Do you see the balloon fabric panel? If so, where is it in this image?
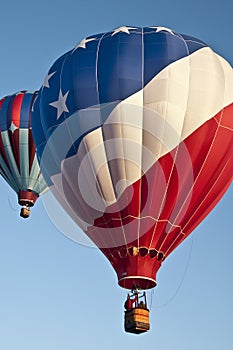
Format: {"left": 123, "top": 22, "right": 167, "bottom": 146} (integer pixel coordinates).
{"left": 32, "top": 26, "right": 233, "bottom": 289}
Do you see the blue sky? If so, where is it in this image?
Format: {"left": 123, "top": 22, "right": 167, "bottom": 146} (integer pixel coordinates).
{"left": 0, "top": 1, "right": 232, "bottom": 349}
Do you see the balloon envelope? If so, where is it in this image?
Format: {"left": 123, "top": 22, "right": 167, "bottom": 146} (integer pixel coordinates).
{"left": 0, "top": 91, "right": 48, "bottom": 216}
{"left": 32, "top": 26, "right": 233, "bottom": 289}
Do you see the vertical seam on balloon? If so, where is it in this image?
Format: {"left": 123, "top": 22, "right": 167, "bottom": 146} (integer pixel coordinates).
{"left": 147, "top": 61, "right": 170, "bottom": 249}
{"left": 12, "top": 93, "right": 24, "bottom": 174}
{"left": 148, "top": 33, "right": 191, "bottom": 251}
{"left": 94, "top": 32, "right": 128, "bottom": 251}
{"left": 116, "top": 33, "right": 133, "bottom": 252}
{"left": 28, "top": 92, "right": 37, "bottom": 172}
{"left": 101, "top": 32, "right": 128, "bottom": 251}
{"left": 19, "top": 128, "right": 30, "bottom": 190}
{"left": 138, "top": 27, "right": 144, "bottom": 250}
{"left": 107, "top": 125, "right": 129, "bottom": 250}
{"left": 35, "top": 91, "right": 47, "bottom": 154}
{"left": 148, "top": 42, "right": 173, "bottom": 249}
{"left": 97, "top": 33, "right": 124, "bottom": 249}
{"left": 19, "top": 92, "right": 29, "bottom": 190}
{"left": 95, "top": 32, "right": 105, "bottom": 109}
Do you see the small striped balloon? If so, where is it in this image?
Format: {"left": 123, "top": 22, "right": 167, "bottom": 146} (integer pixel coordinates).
{"left": 0, "top": 91, "right": 48, "bottom": 218}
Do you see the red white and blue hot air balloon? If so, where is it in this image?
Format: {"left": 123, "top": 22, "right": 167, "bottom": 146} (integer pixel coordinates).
{"left": 32, "top": 26, "right": 233, "bottom": 333}
{"left": 0, "top": 91, "right": 48, "bottom": 218}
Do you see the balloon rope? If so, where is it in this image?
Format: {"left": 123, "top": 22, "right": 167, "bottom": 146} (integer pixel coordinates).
{"left": 150, "top": 235, "right": 194, "bottom": 309}
{"left": 8, "top": 195, "right": 18, "bottom": 212}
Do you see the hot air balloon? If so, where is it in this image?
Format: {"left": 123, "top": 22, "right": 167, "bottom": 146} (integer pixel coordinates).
{"left": 32, "top": 26, "right": 233, "bottom": 333}
{"left": 0, "top": 91, "right": 48, "bottom": 218}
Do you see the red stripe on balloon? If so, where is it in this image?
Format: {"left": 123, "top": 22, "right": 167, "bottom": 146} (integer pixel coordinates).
{"left": 84, "top": 103, "right": 233, "bottom": 289}
{"left": 11, "top": 92, "right": 24, "bottom": 128}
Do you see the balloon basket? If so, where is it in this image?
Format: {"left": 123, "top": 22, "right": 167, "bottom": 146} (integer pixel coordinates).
{"left": 124, "top": 307, "right": 150, "bottom": 334}
{"left": 20, "top": 207, "right": 30, "bottom": 219}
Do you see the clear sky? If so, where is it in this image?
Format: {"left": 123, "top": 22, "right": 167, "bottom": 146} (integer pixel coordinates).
{"left": 0, "top": 1, "right": 232, "bottom": 349}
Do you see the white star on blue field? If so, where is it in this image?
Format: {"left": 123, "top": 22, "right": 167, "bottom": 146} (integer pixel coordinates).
{"left": 49, "top": 89, "right": 69, "bottom": 119}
